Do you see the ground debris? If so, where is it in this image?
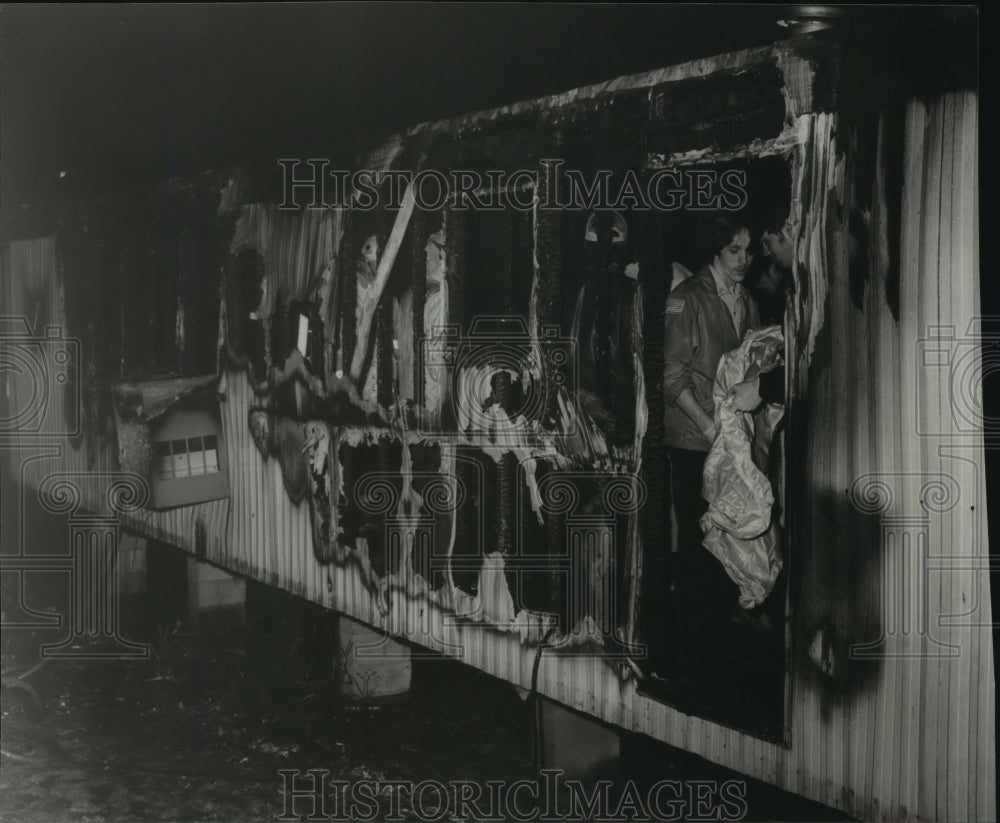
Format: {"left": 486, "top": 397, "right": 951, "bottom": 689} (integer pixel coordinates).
{"left": 1, "top": 609, "right": 533, "bottom": 822}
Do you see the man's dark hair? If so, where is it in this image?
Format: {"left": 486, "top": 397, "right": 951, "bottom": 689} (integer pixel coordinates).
{"left": 697, "top": 212, "right": 753, "bottom": 268}
{"left": 760, "top": 203, "right": 791, "bottom": 237}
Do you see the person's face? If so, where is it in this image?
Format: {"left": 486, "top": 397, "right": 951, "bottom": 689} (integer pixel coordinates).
{"left": 713, "top": 228, "right": 752, "bottom": 285}
{"left": 762, "top": 222, "right": 795, "bottom": 269}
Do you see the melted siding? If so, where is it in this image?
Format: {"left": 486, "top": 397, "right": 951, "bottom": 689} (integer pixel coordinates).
{"left": 3, "top": 90, "right": 991, "bottom": 823}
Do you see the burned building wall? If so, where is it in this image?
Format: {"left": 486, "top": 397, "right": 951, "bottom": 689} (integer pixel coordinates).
{"left": 3, "top": 31, "right": 991, "bottom": 823}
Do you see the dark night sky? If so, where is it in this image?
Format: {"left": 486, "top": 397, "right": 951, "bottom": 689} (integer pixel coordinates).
{"left": 0, "top": 4, "right": 979, "bottom": 213}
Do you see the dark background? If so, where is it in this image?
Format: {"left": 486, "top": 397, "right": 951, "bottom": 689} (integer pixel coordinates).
{"left": 0, "top": 5, "right": 993, "bottom": 815}
{"left": 1, "top": 0, "right": 993, "bottom": 728}
{"left": 0, "top": 4, "right": 979, "bottom": 212}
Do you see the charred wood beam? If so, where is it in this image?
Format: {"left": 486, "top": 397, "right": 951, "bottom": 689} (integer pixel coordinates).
{"left": 374, "top": 438, "right": 395, "bottom": 580}
{"left": 510, "top": 209, "right": 534, "bottom": 328}
{"left": 637, "top": 204, "right": 667, "bottom": 648}
{"left": 593, "top": 209, "right": 613, "bottom": 402}
{"left": 646, "top": 125, "right": 799, "bottom": 169}
{"left": 410, "top": 205, "right": 429, "bottom": 405}
{"left": 375, "top": 304, "right": 393, "bottom": 408}
{"left": 405, "top": 45, "right": 780, "bottom": 144}
{"left": 543, "top": 474, "right": 568, "bottom": 633}
{"left": 442, "top": 202, "right": 476, "bottom": 592}
{"left": 494, "top": 211, "right": 517, "bottom": 559}
{"left": 647, "top": 65, "right": 787, "bottom": 157}
{"left": 350, "top": 182, "right": 416, "bottom": 389}
{"left": 443, "top": 207, "right": 466, "bottom": 433}
{"left": 534, "top": 146, "right": 563, "bottom": 431}
{"left": 535, "top": 146, "right": 567, "bottom": 621}
{"left": 337, "top": 213, "right": 357, "bottom": 377}
{"left": 444, "top": 208, "right": 466, "bottom": 330}
{"left": 375, "top": 202, "right": 394, "bottom": 409}
{"left": 452, "top": 447, "right": 482, "bottom": 594}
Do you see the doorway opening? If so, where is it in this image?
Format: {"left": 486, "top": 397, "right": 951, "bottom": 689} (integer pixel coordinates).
{"left": 636, "top": 155, "right": 794, "bottom": 743}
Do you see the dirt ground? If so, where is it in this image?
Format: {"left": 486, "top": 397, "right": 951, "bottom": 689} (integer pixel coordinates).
{"left": 1, "top": 572, "right": 538, "bottom": 822}
{"left": 1, "top": 561, "right": 850, "bottom": 823}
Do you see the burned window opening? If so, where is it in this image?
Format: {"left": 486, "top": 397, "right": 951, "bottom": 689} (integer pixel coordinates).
{"left": 407, "top": 442, "right": 450, "bottom": 592}
{"left": 223, "top": 248, "right": 268, "bottom": 384}
{"left": 451, "top": 447, "right": 494, "bottom": 595}
{"left": 567, "top": 206, "right": 643, "bottom": 450}
{"left": 512, "top": 458, "right": 563, "bottom": 619}
{"left": 635, "top": 155, "right": 793, "bottom": 743}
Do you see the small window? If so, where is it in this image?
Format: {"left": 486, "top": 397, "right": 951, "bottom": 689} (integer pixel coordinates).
{"left": 148, "top": 399, "right": 230, "bottom": 510}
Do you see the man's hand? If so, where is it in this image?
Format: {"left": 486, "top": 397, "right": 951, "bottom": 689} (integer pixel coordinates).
{"left": 676, "top": 388, "right": 717, "bottom": 444}
{"left": 729, "top": 377, "right": 762, "bottom": 412}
